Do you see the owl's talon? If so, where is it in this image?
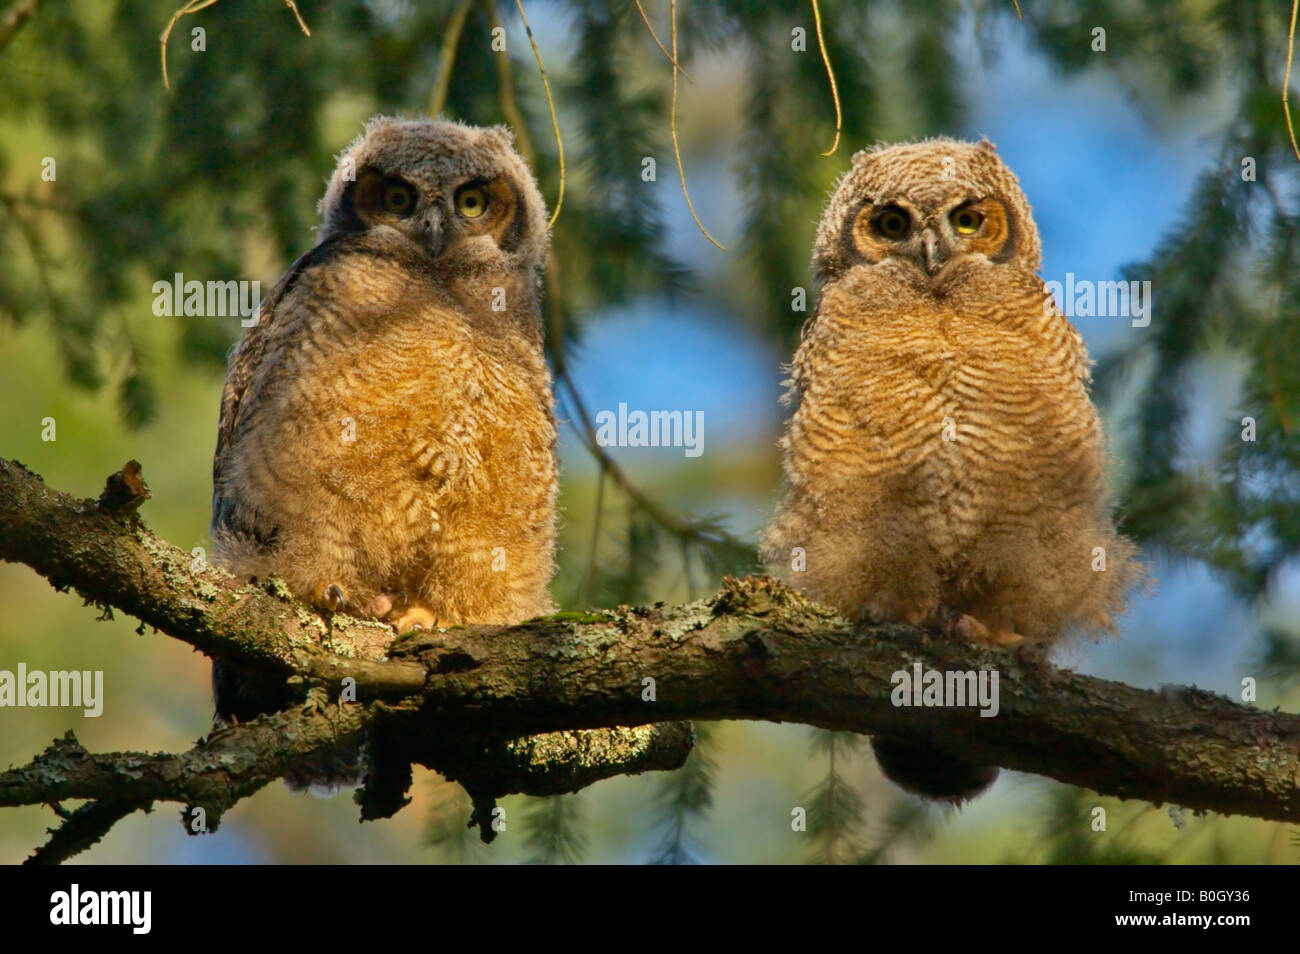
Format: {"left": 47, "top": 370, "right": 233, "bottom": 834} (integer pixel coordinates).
{"left": 321, "top": 583, "right": 348, "bottom": 613}
{"left": 303, "top": 684, "right": 331, "bottom": 714}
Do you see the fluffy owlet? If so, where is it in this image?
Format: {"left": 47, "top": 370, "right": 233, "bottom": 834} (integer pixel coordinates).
{"left": 761, "top": 138, "right": 1143, "bottom": 801}
{"left": 210, "top": 118, "right": 557, "bottom": 775}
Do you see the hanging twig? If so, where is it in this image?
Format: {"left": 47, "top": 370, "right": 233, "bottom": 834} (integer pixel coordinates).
{"left": 487, "top": 0, "right": 529, "bottom": 143}
{"left": 282, "top": 0, "right": 309, "bottom": 35}
{"left": 633, "top": 0, "right": 690, "bottom": 79}
{"left": 487, "top": 0, "right": 565, "bottom": 227}
{"left": 670, "top": 0, "right": 725, "bottom": 249}
{"left": 160, "top": 0, "right": 218, "bottom": 90}
{"left": 160, "top": 0, "right": 309, "bottom": 89}
{"left": 1286, "top": 0, "right": 1300, "bottom": 161}
{"left": 810, "top": 0, "right": 841, "bottom": 157}
{"left": 511, "top": 0, "right": 565, "bottom": 226}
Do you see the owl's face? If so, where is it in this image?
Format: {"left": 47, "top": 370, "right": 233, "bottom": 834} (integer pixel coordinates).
{"left": 813, "top": 138, "right": 1042, "bottom": 286}
{"left": 318, "top": 117, "right": 548, "bottom": 275}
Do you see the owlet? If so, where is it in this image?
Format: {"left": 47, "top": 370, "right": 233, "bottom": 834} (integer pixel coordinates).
{"left": 210, "top": 118, "right": 557, "bottom": 781}
{"left": 762, "top": 138, "right": 1143, "bottom": 802}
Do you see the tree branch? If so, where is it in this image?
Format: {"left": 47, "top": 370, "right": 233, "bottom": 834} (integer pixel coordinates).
{"left": 376, "top": 584, "right": 1300, "bottom": 822}
{"left": 27, "top": 798, "right": 142, "bottom": 867}
{"left": 2, "top": 456, "right": 1299, "bottom": 866}
{"left": 3, "top": 703, "right": 369, "bottom": 827}
{"left": 0, "top": 457, "right": 420, "bottom": 691}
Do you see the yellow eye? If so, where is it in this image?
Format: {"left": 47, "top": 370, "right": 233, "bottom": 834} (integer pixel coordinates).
{"left": 875, "top": 207, "right": 910, "bottom": 240}
{"left": 951, "top": 207, "right": 984, "bottom": 234}
{"left": 456, "top": 187, "right": 488, "bottom": 219}
{"left": 382, "top": 183, "right": 415, "bottom": 215}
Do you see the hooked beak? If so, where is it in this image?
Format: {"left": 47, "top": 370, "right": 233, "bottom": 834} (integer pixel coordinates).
{"left": 421, "top": 207, "right": 444, "bottom": 258}
{"left": 920, "top": 226, "right": 949, "bottom": 275}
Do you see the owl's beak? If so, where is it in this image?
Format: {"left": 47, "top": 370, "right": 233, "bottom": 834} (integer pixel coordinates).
{"left": 921, "top": 227, "right": 949, "bottom": 275}
{"left": 421, "top": 208, "right": 444, "bottom": 257}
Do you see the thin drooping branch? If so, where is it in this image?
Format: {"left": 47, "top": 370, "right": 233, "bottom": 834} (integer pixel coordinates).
{"left": 2, "top": 456, "right": 1300, "bottom": 861}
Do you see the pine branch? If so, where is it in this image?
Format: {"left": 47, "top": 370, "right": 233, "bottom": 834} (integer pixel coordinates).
{"left": 804, "top": 729, "right": 865, "bottom": 865}
{"left": 647, "top": 722, "right": 714, "bottom": 864}
{"left": 523, "top": 794, "right": 586, "bottom": 864}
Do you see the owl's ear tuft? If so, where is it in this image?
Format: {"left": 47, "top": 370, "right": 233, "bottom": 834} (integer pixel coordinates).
{"left": 318, "top": 173, "right": 366, "bottom": 239}
{"left": 360, "top": 114, "right": 405, "bottom": 142}
{"left": 851, "top": 143, "right": 889, "bottom": 166}
{"left": 485, "top": 125, "right": 516, "bottom": 149}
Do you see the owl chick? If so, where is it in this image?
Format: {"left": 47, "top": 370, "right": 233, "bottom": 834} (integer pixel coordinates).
{"left": 210, "top": 118, "right": 558, "bottom": 769}
{"left": 761, "top": 138, "right": 1143, "bottom": 801}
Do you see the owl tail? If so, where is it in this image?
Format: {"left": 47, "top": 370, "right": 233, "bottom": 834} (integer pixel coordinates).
{"left": 212, "top": 660, "right": 363, "bottom": 793}
{"left": 870, "top": 736, "right": 999, "bottom": 803}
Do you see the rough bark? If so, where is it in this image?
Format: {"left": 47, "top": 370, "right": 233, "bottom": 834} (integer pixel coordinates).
{"left": 2, "top": 457, "right": 1299, "bottom": 864}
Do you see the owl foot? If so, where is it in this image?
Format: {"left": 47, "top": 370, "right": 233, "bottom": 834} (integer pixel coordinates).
{"left": 356, "top": 590, "right": 440, "bottom": 632}
{"left": 362, "top": 591, "right": 405, "bottom": 618}
{"left": 389, "top": 602, "right": 440, "bottom": 633}
{"left": 302, "top": 684, "right": 332, "bottom": 715}
{"left": 950, "top": 613, "right": 1025, "bottom": 648}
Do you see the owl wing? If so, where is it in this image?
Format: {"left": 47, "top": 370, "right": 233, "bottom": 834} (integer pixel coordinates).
{"left": 781, "top": 296, "right": 825, "bottom": 408}
{"left": 1056, "top": 301, "right": 1093, "bottom": 389}
{"left": 211, "top": 237, "right": 345, "bottom": 543}
{"left": 1035, "top": 277, "right": 1093, "bottom": 389}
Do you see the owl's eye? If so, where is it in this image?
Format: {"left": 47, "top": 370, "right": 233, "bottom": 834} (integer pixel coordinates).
{"left": 875, "top": 207, "right": 910, "bottom": 240}
{"left": 382, "top": 182, "right": 417, "bottom": 216}
{"left": 456, "top": 187, "right": 489, "bottom": 219}
{"left": 951, "top": 206, "right": 984, "bottom": 235}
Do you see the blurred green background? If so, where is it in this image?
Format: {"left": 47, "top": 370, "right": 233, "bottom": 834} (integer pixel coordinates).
{"left": 1, "top": 0, "right": 1297, "bottom": 863}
